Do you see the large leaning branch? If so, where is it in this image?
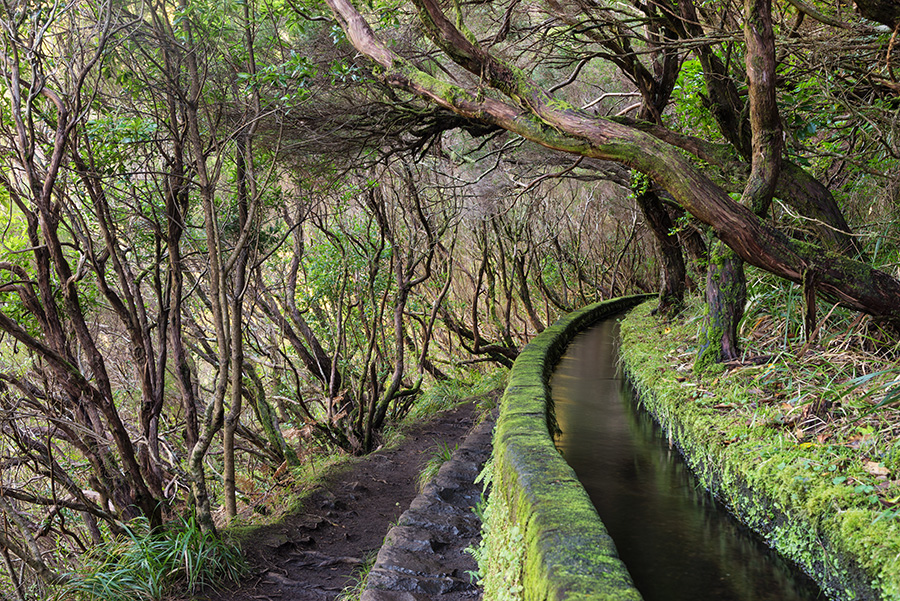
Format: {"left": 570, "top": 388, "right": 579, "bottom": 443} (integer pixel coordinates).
{"left": 323, "top": 0, "right": 900, "bottom": 326}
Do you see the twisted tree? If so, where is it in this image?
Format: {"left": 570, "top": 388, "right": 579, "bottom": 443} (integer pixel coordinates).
{"left": 322, "top": 0, "right": 900, "bottom": 350}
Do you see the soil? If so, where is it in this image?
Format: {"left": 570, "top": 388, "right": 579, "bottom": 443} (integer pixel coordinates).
{"left": 203, "top": 402, "right": 481, "bottom": 601}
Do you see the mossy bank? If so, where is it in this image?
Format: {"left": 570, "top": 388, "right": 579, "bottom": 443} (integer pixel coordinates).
{"left": 620, "top": 301, "right": 900, "bottom": 601}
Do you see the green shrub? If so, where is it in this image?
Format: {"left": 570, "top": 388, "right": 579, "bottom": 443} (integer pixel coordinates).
{"left": 467, "top": 458, "right": 524, "bottom": 601}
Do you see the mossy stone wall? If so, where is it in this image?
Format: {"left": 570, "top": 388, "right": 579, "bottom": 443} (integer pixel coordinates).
{"left": 489, "top": 295, "right": 897, "bottom": 601}
{"left": 490, "top": 295, "right": 651, "bottom": 600}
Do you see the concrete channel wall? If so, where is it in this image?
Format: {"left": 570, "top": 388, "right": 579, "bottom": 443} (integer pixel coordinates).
{"left": 491, "top": 295, "right": 651, "bottom": 600}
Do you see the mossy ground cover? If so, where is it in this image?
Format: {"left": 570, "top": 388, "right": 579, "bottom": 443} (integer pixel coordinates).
{"left": 620, "top": 298, "right": 900, "bottom": 601}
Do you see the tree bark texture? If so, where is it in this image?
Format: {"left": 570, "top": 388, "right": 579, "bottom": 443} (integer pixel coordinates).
{"left": 697, "top": 242, "right": 747, "bottom": 369}
{"left": 855, "top": 0, "right": 900, "bottom": 26}
{"left": 633, "top": 180, "right": 686, "bottom": 315}
{"left": 700, "top": 0, "right": 784, "bottom": 367}
{"left": 803, "top": 269, "right": 818, "bottom": 342}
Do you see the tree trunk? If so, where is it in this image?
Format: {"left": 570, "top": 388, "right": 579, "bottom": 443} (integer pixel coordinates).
{"left": 225, "top": 135, "right": 253, "bottom": 520}
{"left": 246, "top": 363, "right": 301, "bottom": 467}
{"left": 633, "top": 179, "right": 685, "bottom": 315}
{"left": 803, "top": 269, "right": 818, "bottom": 342}
{"left": 223, "top": 296, "right": 244, "bottom": 520}
{"left": 183, "top": 4, "right": 228, "bottom": 534}
{"left": 698, "top": 0, "right": 784, "bottom": 368}
{"left": 855, "top": 0, "right": 900, "bottom": 26}
{"left": 696, "top": 242, "right": 747, "bottom": 370}
{"left": 513, "top": 255, "right": 546, "bottom": 332}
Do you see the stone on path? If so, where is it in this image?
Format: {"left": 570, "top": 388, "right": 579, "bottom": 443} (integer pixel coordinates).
{"left": 361, "top": 416, "right": 494, "bottom": 601}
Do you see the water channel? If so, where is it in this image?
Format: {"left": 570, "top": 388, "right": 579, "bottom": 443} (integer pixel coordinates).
{"left": 550, "top": 317, "right": 825, "bottom": 601}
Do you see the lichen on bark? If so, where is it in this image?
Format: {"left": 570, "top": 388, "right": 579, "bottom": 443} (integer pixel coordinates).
{"left": 696, "top": 240, "right": 746, "bottom": 373}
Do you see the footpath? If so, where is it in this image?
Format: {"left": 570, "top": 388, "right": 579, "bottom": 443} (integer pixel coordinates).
{"left": 361, "top": 415, "right": 494, "bottom": 600}
{"left": 206, "top": 403, "right": 490, "bottom": 601}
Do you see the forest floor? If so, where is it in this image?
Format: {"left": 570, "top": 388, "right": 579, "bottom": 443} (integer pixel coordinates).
{"left": 201, "top": 401, "right": 482, "bottom": 601}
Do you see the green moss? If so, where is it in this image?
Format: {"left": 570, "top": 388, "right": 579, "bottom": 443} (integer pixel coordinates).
{"left": 621, "top": 300, "right": 900, "bottom": 601}
{"left": 695, "top": 242, "right": 745, "bottom": 374}
{"left": 475, "top": 295, "right": 651, "bottom": 600}
{"left": 547, "top": 97, "right": 576, "bottom": 111}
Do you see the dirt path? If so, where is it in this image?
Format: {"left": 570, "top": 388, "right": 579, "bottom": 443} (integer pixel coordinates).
{"left": 204, "top": 403, "right": 481, "bottom": 601}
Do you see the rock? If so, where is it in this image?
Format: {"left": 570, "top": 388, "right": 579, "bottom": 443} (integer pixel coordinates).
{"left": 382, "top": 525, "right": 445, "bottom": 552}
{"left": 374, "top": 545, "right": 454, "bottom": 577}
{"left": 361, "top": 590, "right": 430, "bottom": 601}
{"left": 320, "top": 498, "right": 348, "bottom": 511}
{"left": 366, "top": 567, "right": 467, "bottom": 595}
{"left": 362, "top": 415, "right": 494, "bottom": 600}
{"left": 398, "top": 508, "right": 478, "bottom": 536}
{"left": 263, "top": 571, "right": 301, "bottom": 587}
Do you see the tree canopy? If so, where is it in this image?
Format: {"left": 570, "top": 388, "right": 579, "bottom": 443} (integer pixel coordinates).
{"left": 325, "top": 0, "right": 900, "bottom": 328}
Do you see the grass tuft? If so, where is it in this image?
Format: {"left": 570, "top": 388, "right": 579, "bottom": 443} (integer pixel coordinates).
{"left": 53, "top": 515, "right": 247, "bottom": 601}
{"left": 417, "top": 441, "right": 458, "bottom": 492}
{"left": 334, "top": 550, "right": 378, "bottom": 601}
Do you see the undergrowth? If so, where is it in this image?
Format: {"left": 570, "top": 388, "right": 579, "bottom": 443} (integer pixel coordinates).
{"left": 403, "top": 369, "right": 507, "bottom": 425}
{"left": 52, "top": 516, "right": 246, "bottom": 601}
{"left": 417, "top": 441, "right": 458, "bottom": 492}
{"left": 466, "top": 457, "right": 524, "bottom": 601}
{"left": 334, "top": 549, "right": 378, "bottom": 601}
{"left": 700, "top": 267, "right": 900, "bottom": 454}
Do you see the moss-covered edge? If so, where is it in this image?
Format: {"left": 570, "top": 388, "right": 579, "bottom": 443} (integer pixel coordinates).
{"left": 620, "top": 301, "right": 896, "bottom": 601}
{"left": 488, "top": 294, "right": 651, "bottom": 601}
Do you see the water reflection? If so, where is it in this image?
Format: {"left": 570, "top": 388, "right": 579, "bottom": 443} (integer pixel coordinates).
{"left": 551, "top": 318, "right": 824, "bottom": 601}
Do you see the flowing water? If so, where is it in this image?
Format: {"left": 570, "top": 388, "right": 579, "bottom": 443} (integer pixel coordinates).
{"left": 550, "top": 318, "right": 824, "bottom": 601}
